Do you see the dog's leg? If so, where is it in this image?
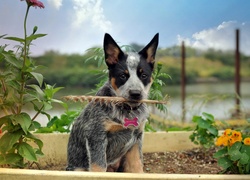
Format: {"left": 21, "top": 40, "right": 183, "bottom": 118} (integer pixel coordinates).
{"left": 122, "top": 140, "right": 144, "bottom": 173}
{"left": 67, "top": 133, "right": 108, "bottom": 171}
{"left": 87, "top": 137, "right": 108, "bottom": 172}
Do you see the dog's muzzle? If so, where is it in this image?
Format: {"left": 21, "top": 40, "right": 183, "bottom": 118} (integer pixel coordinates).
{"left": 129, "top": 90, "right": 142, "bottom": 101}
{"left": 126, "top": 90, "right": 143, "bottom": 108}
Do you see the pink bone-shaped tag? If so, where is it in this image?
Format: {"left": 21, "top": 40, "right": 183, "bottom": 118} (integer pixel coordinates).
{"left": 123, "top": 117, "right": 139, "bottom": 128}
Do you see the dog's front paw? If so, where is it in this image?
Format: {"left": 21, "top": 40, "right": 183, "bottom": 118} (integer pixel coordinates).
{"left": 90, "top": 163, "right": 107, "bottom": 172}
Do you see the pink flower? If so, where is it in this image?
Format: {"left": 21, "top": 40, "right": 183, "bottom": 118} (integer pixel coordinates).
{"left": 21, "top": 0, "right": 45, "bottom": 9}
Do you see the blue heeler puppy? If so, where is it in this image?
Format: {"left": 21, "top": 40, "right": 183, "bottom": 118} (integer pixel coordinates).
{"left": 66, "top": 33, "right": 159, "bottom": 172}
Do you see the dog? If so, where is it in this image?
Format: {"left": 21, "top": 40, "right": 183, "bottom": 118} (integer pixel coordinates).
{"left": 66, "top": 33, "right": 159, "bottom": 173}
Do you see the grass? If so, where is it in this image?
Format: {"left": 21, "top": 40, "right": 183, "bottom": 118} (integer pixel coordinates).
{"left": 149, "top": 113, "right": 250, "bottom": 132}
{"left": 158, "top": 56, "right": 250, "bottom": 80}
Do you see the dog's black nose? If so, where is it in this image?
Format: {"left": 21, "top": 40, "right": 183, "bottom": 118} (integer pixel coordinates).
{"left": 129, "top": 90, "right": 142, "bottom": 100}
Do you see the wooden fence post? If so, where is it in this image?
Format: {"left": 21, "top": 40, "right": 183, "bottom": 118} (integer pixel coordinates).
{"left": 181, "top": 41, "right": 186, "bottom": 122}
{"left": 235, "top": 29, "right": 241, "bottom": 117}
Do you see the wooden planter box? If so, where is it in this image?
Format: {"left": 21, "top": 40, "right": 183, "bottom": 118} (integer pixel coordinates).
{"left": 1, "top": 132, "right": 249, "bottom": 180}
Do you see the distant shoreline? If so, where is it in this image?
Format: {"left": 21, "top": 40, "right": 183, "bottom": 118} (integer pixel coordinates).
{"left": 192, "top": 77, "right": 250, "bottom": 84}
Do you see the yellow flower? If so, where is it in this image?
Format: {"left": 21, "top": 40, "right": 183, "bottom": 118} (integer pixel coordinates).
{"left": 244, "top": 137, "right": 250, "bottom": 145}
{"left": 228, "top": 130, "right": 242, "bottom": 146}
{"left": 216, "top": 129, "right": 243, "bottom": 147}
{"left": 224, "top": 129, "right": 232, "bottom": 136}
{"left": 231, "top": 130, "right": 242, "bottom": 139}
{"left": 216, "top": 135, "right": 229, "bottom": 146}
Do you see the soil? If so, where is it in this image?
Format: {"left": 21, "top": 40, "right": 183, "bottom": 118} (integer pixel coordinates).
{"left": 143, "top": 147, "right": 221, "bottom": 174}
{"left": 32, "top": 147, "right": 222, "bottom": 174}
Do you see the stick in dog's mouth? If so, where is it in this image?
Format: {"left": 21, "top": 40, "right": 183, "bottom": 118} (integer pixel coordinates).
{"left": 63, "top": 95, "right": 168, "bottom": 105}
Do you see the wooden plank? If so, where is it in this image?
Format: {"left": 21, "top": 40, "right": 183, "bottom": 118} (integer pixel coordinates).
{"left": 1, "top": 168, "right": 250, "bottom": 180}
{"left": 34, "top": 132, "right": 197, "bottom": 166}
{"left": 143, "top": 132, "right": 197, "bottom": 152}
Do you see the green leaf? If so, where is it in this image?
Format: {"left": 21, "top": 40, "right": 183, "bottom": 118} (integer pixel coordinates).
{"left": 202, "top": 112, "right": 214, "bottom": 122}
{"left": 26, "top": 132, "right": 43, "bottom": 150}
{"left": 51, "top": 98, "right": 67, "bottom": 108}
{"left": 228, "top": 142, "right": 242, "bottom": 161}
{"left": 35, "top": 148, "right": 44, "bottom": 157}
{"left": 18, "top": 142, "right": 37, "bottom": 161}
{"left": 43, "top": 101, "right": 53, "bottom": 110}
{"left": 229, "top": 149, "right": 242, "bottom": 161}
{"left": 0, "top": 34, "right": 7, "bottom": 39}
{"left": 207, "top": 126, "right": 218, "bottom": 136}
{"left": 4, "top": 36, "right": 25, "bottom": 43}
{"left": 246, "top": 163, "right": 250, "bottom": 173}
{"left": 28, "top": 121, "right": 41, "bottom": 131}
{"left": 28, "top": 84, "right": 45, "bottom": 98}
{"left": 6, "top": 80, "right": 21, "bottom": 91}
{"left": 52, "top": 86, "right": 64, "bottom": 94}
{"left": 0, "top": 130, "right": 23, "bottom": 153}
{"left": 26, "top": 33, "right": 47, "bottom": 41}
{"left": 241, "top": 144, "right": 250, "bottom": 155}
{"left": 213, "top": 147, "right": 228, "bottom": 158}
{"left": 52, "top": 98, "right": 66, "bottom": 104}
{"left": 192, "top": 116, "right": 201, "bottom": 123}
{"left": 189, "top": 134, "right": 195, "bottom": 142}
{"left": 144, "top": 122, "right": 157, "bottom": 131}
{"left": 197, "top": 118, "right": 210, "bottom": 129}
{"left": 14, "top": 113, "right": 32, "bottom": 135}
{"left": 44, "top": 84, "right": 63, "bottom": 99}
{"left": 218, "top": 157, "right": 233, "bottom": 170}
{"left": 0, "top": 115, "right": 12, "bottom": 128}
{"left": 35, "top": 127, "right": 54, "bottom": 133}
{"left": 23, "top": 94, "right": 37, "bottom": 103}
{"left": 2, "top": 52, "right": 22, "bottom": 68}
{"left": 0, "top": 153, "right": 22, "bottom": 165}
{"left": 40, "top": 111, "right": 51, "bottom": 120}
{"left": 230, "top": 141, "right": 242, "bottom": 151}
{"left": 47, "top": 116, "right": 59, "bottom": 128}
{"left": 30, "top": 72, "right": 43, "bottom": 87}
{"left": 239, "top": 153, "right": 249, "bottom": 165}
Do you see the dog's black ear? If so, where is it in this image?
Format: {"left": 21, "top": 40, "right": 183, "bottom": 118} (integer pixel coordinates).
{"left": 103, "top": 33, "right": 124, "bottom": 66}
{"left": 138, "top": 33, "right": 159, "bottom": 67}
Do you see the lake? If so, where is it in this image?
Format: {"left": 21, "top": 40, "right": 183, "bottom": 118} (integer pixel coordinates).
{"left": 160, "top": 82, "right": 250, "bottom": 122}
{"left": 34, "top": 81, "right": 250, "bottom": 126}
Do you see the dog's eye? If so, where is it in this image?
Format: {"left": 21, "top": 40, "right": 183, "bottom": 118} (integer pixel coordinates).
{"left": 141, "top": 73, "right": 148, "bottom": 79}
{"left": 120, "top": 73, "right": 127, "bottom": 80}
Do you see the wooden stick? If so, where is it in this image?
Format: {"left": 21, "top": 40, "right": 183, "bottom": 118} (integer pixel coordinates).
{"left": 63, "top": 95, "right": 168, "bottom": 105}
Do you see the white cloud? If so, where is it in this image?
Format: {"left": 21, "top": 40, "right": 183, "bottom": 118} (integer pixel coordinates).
{"left": 47, "top": 0, "right": 63, "bottom": 9}
{"left": 177, "top": 21, "right": 250, "bottom": 55}
{"left": 72, "top": 0, "right": 112, "bottom": 32}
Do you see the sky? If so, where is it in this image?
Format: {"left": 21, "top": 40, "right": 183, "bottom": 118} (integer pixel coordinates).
{"left": 0, "top": 0, "right": 250, "bottom": 56}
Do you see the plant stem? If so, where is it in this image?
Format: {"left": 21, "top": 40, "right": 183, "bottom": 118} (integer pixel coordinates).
{"left": 18, "top": 4, "right": 30, "bottom": 114}
{"left": 0, "top": 79, "right": 6, "bottom": 93}
{"left": 23, "top": 5, "right": 30, "bottom": 62}
{"left": 32, "top": 105, "right": 44, "bottom": 121}
{"left": 0, "top": 79, "right": 9, "bottom": 115}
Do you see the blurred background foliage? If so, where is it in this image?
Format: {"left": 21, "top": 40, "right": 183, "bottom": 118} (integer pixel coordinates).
{"left": 20, "top": 44, "right": 250, "bottom": 90}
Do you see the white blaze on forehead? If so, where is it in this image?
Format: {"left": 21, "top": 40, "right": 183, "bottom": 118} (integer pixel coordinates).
{"left": 126, "top": 53, "right": 140, "bottom": 70}
{"left": 125, "top": 53, "right": 143, "bottom": 93}
{"left": 130, "top": 56, "right": 136, "bottom": 60}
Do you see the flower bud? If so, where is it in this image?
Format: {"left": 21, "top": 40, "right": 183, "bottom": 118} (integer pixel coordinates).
{"left": 33, "top": 26, "right": 38, "bottom": 34}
